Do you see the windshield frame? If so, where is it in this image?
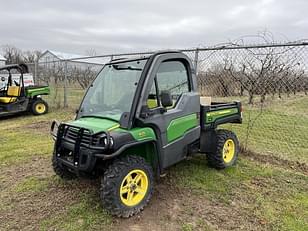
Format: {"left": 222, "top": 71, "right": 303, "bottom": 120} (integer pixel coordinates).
{"left": 76, "top": 57, "right": 150, "bottom": 123}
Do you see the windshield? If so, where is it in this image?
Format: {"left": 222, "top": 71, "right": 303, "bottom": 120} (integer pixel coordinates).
{"left": 78, "top": 59, "right": 147, "bottom": 121}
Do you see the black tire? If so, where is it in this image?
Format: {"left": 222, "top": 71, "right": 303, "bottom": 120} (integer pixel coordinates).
{"left": 31, "top": 99, "right": 48, "bottom": 115}
{"left": 100, "top": 155, "right": 154, "bottom": 218}
{"left": 207, "top": 129, "right": 239, "bottom": 169}
{"left": 52, "top": 150, "right": 77, "bottom": 180}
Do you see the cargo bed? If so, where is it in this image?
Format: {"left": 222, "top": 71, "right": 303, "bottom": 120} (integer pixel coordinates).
{"left": 200, "top": 101, "right": 242, "bottom": 130}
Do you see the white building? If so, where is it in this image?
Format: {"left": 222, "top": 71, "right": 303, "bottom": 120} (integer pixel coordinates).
{"left": 0, "top": 54, "right": 6, "bottom": 66}
{"left": 39, "top": 50, "right": 107, "bottom": 70}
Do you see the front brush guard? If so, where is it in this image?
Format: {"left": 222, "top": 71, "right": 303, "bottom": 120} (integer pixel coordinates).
{"left": 50, "top": 120, "right": 113, "bottom": 171}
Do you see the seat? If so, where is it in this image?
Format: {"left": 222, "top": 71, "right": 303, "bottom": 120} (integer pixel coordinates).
{"left": 0, "top": 86, "right": 21, "bottom": 103}
{"left": 147, "top": 99, "right": 158, "bottom": 109}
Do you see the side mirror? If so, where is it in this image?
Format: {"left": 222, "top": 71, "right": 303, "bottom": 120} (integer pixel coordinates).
{"left": 160, "top": 90, "right": 173, "bottom": 108}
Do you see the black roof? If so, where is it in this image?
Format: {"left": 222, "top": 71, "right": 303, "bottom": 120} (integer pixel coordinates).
{"left": 108, "top": 50, "right": 182, "bottom": 64}
{"left": 0, "top": 64, "right": 29, "bottom": 73}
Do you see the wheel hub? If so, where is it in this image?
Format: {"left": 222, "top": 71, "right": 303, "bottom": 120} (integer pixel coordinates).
{"left": 130, "top": 183, "right": 137, "bottom": 191}
{"left": 35, "top": 103, "right": 46, "bottom": 114}
{"left": 120, "top": 169, "right": 149, "bottom": 207}
{"left": 223, "top": 139, "right": 235, "bottom": 163}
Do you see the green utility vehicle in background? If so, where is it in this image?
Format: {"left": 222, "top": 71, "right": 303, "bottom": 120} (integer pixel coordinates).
{"left": 0, "top": 64, "right": 50, "bottom": 117}
{"left": 51, "top": 51, "right": 242, "bottom": 217}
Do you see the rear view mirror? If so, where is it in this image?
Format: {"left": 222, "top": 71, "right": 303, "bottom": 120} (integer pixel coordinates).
{"left": 161, "top": 90, "right": 173, "bottom": 108}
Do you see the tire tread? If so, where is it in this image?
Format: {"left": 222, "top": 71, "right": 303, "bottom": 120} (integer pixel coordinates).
{"left": 207, "top": 129, "right": 239, "bottom": 169}
{"left": 100, "top": 155, "right": 154, "bottom": 218}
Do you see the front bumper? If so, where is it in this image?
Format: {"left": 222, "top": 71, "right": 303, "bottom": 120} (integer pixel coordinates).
{"left": 51, "top": 121, "right": 110, "bottom": 173}
{"left": 51, "top": 121, "right": 151, "bottom": 174}
{"left": 55, "top": 141, "right": 98, "bottom": 173}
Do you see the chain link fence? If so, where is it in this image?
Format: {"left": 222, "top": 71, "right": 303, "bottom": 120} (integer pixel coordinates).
{"left": 27, "top": 41, "right": 308, "bottom": 163}
{"left": 194, "top": 42, "right": 308, "bottom": 164}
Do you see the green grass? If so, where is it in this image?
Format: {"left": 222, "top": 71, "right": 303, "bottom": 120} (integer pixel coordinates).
{"left": 171, "top": 156, "right": 273, "bottom": 201}
{"left": 181, "top": 221, "right": 214, "bottom": 231}
{"left": 170, "top": 156, "right": 308, "bottom": 230}
{"left": 40, "top": 193, "right": 112, "bottom": 231}
{"left": 15, "top": 176, "right": 50, "bottom": 193}
{"left": 181, "top": 223, "right": 194, "bottom": 231}
{"left": 0, "top": 110, "right": 74, "bottom": 165}
{"left": 45, "top": 86, "right": 85, "bottom": 109}
{"left": 221, "top": 94, "right": 308, "bottom": 164}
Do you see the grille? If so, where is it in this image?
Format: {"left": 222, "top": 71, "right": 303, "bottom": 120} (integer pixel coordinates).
{"left": 65, "top": 127, "right": 98, "bottom": 146}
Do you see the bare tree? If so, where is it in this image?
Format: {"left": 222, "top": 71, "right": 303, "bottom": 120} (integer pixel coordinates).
{"left": 223, "top": 38, "right": 304, "bottom": 104}
{"left": 2, "top": 45, "right": 23, "bottom": 64}
{"left": 79, "top": 69, "right": 96, "bottom": 89}
{"left": 198, "top": 61, "right": 239, "bottom": 97}
{"left": 85, "top": 48, "right": 97, "bottom": 57}
{"left": 23, "top": 50, "right": 42, "bottom": 63}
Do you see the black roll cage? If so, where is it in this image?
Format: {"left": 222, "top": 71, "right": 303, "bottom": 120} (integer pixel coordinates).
{"left": 75, "top": 51, "right": 193, "bottom": 130}
{"left": 0, "top": 64, "right": 29, "bottom": 97}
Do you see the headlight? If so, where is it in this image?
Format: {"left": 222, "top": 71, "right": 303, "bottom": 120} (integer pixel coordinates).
{"left": 109, "top": 137, "right": 114, "bottom": 147}
{"left": 97, "top": 133, "right": 114, "bottom": 149}
{"left": 98, "top": 135, "right": 108, "bottom": 146}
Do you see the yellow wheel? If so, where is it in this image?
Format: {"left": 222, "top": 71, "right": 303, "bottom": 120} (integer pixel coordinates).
{"left": 32, "top": 100, "right": 48, "bottom": 115}
{"left": 120, "top": 169, "right": 149, "bottom": 207}
{"left": 207, "top": 129, "right": 239, "bottom": 169}
{"left": 223, "top": 139, "right": 235, "bottom": 163}
{"left": 100, "top": 156, "right": 154, "bottom": 217}
{"left": 35, "top": 103, "right": 46, "bottom": 114}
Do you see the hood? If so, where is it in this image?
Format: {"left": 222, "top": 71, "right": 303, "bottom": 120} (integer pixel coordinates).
{"left": 67, "top": 117, "right": 120, "bottom": 134}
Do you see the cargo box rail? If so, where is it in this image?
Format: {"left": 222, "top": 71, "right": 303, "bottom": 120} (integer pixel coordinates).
{"left": 200, "top": 101, "right": 242, "bottom": 130}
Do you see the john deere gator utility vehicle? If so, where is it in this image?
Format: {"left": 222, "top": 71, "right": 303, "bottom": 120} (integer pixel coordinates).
{"left": 51, "top": 51, "right": 242, "bottom": 217}
{"left": 0, "top": 64, "right": 50, "bottom": 117}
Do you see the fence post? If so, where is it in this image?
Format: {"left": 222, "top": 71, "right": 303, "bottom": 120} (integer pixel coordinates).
{"left": 64, "top": 60, "right": 68, "bottom": 108}
{"left": 110, "top": 55, "right": 114, "bottom": 62}
{"left": 34, "top": 59, "right": 38, "bottom": 84}
{"left": 194, "top": 48, "right": 199, "bottom": 74}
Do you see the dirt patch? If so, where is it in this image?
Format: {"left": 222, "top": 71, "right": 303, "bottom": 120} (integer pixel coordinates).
{"left": 20, "top": 120, "right": 51, "bottom": 134}
{"left": 1, "top": 145, "right": 305, "bottom": 230}
{"left": 241, "top": 148, "right": 308, "bottom": 175}
{"left": 113, "top": 179, "right": 183, "bottom": 231}
{"left": 0, "top": 156, "right": 51, "bottom": 191}
{"left": 0, "top": 156, "right": 98, "bottom": 230}
{"left": 1, "top": 156, "right": 269, "bottom": 231}
{"left": 113, "top": 175, "right": 269, "bottom": 231}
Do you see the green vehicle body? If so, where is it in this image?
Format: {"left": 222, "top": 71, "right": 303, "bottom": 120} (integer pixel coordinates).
{"left": 64, "top": 105, "right": 240, "bottom": 146}
{"left": 25, "top": 86, "right": 50, "bottom": 97}
{"left": 51, "top": 51, "right": 242, "bottom": 176}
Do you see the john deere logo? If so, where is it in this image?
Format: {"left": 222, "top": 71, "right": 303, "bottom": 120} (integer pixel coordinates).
{"left": 139, "top": 131, "right": 146, "bottom": 137}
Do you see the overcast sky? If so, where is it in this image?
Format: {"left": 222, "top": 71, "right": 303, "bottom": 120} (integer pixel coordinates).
{"left": 0, "top": 0, "right": 307, "bottom": 55}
